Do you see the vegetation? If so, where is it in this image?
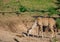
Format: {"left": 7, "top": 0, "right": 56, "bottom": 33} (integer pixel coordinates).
{"left": 19, "top": 5, "right": 27, "bottom": 12}
{"left": 55, "top": 0, "right": 60, "bottom": 29}
{"left": 0, "top": 0, "right": 60, "bottom": 28}
{"left": 56, "top": 18, "right": 60, "bottom": 29}
{"left": 0, "top": 0, "right": 56, "bottom": 11}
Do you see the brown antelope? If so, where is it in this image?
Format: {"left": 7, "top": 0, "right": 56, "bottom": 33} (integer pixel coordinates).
{"left": 27, "top": 17, "right": 57, "bottom": 38}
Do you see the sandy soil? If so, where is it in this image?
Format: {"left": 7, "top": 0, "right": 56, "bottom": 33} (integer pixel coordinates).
{"left": 0, "top": 14, "right": 60, "bottom": 42}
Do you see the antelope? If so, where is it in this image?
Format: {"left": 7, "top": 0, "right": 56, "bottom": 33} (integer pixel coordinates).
{"left": 27, "top": 17, "right": 57, "bottom": 38}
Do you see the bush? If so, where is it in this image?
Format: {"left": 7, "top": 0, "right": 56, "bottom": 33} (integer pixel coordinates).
{"left": 19, "top": 5, "right": 27, "bottom": 12}
{"left": 47, "top": 7, "right": 59, "bottom": 16}
{"left": 56, "top": 18, "right": 60, "bottom": 29}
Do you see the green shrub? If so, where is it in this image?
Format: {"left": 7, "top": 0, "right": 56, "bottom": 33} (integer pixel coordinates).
{"left": 19, "top": 5, "right": 27, "bottom": 12}
{"left": 56, "top": 18, "right": 60, "bottom": 29}
{"left": 47, "top": 7, "right": 59, "bottom": 16}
